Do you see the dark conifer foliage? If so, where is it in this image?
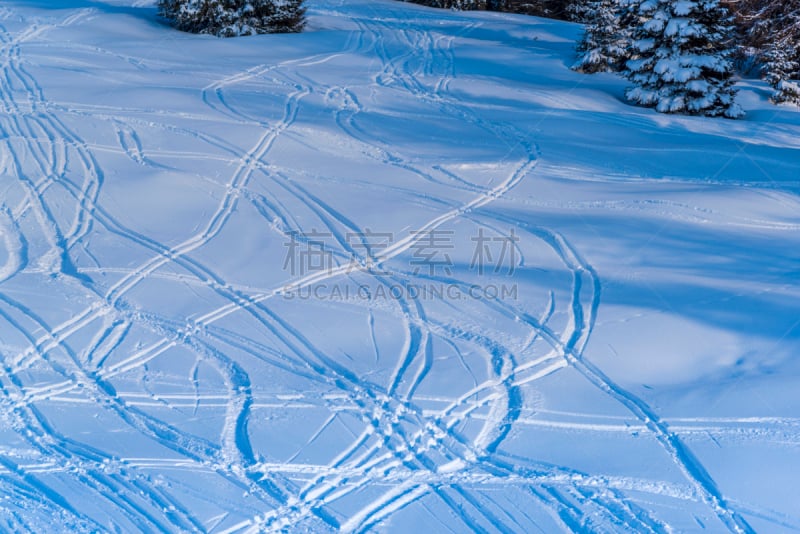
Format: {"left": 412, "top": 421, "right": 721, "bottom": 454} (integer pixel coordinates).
{"left": 572, "top": 0, "right": 632, "bottom": 73}
{"left": 157, "top": 0, "right": 306, "bottom": 37}
{"left": 401, "top": 0, "right": 580, "bottom": 20}
{"left": 726, "top": 0, "right": 800, "bottom": 104}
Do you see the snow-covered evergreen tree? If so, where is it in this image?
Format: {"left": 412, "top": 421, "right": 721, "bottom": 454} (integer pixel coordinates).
{"left": 625, "top": 0, "right": 742, "bottom": 118}
{"left": 764, "top": 44, "right": 800, "bottom": 105}
{"left": 741, "top": 0, "right": 800, "bottom": 105}
{"left": 572, "top": 0, "right": 631, "bottom": 73}
{"left": 158, "top": 0, "right": 305, "bottom": 37}
{"left": 568, "top": 0, "right": 596, "bottom": 22}
{"left": 268, "top": 0, "right": 307, "bottom": 33}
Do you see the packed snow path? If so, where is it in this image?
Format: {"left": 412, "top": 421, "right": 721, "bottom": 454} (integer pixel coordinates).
{"left": 1, "top": 0, "right": 799, "bottom": 532}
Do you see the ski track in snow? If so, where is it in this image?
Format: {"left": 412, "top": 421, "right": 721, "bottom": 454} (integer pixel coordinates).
{"left": 0, "top": 1, "right": 795, "bottom": 532}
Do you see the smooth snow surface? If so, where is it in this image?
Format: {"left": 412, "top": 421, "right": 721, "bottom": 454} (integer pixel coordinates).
{"left": 1, "top": 0, "right": 799, "bottom": 532}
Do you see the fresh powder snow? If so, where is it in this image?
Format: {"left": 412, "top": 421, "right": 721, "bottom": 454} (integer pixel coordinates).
{"left": 0, "top": 0, "right": 799, "bottom": 532}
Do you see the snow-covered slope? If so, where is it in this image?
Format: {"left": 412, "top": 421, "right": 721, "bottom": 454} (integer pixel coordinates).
{"left": 1, "top": 0, "right": 799, "bottom": 531}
